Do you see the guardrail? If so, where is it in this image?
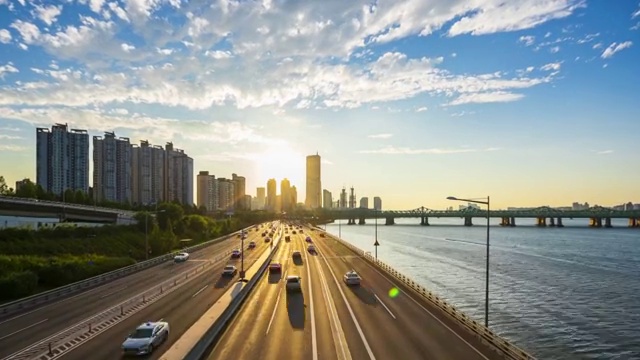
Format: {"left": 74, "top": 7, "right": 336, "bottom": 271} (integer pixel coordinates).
{"left": 0, "top": 225, "right": 258, "bottom": 317}
{"left": 325, "top": 231, "right": 535, "bottom": 360}
{"left": 184, "top": 226, "right": 283, "bottom": 360}
{"left": 0, "top": 196, "right": 136, "bottom": 216}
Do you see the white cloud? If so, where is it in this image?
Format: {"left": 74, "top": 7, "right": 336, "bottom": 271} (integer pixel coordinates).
{"left": 321, "top": 159, "right": 333, "bottom": 165}
{"left": 596, "top": 150, "right": 613, "bottom": 155}
{"left": 0, "top": 145, "right": 27, "bottom": 152}
{"left": 549, "top": 46, "right": 560, "bottom": 53}
{"left": 447, "top": 91, "right": 525, "bottom": 106}
{"left": 121, "top": 43, "right": 135, "bottom": 52}
{"left": 368, "top": 133, "right": 393, "bottom": 139}
{"left": 205, "top": 50, "right": 233, "bottom": 59}
{"left": 601, "top": 41, "right": 633, "bottom": 59}
{"left": 416, "top": 107, "right": 428, "bottom": 112}
{"left": 0, "top": 134, "right": 22, "bottom": 140}
{"left": 0, "top": 63, "right": 19, "bottom": 77}
{"left": 10, "top": 20, "right": 40, "bottom": 44}
{"left": 451, "top": 52, "right": 457, "bottom": 57}
{"left": 0, "top": 29, "right": 11, "bottom": 44}
{"left": 33, "top": 5, "right": 63, "bottom": 26}
{"left": 540, "top": 62, "right": 562, "bottom": 71}
{"left": 632, "top": 5, "right": 640, "bottom": 19}
{"left": 359, "top": 146, "right": 500, "bottom": 155}
{"left": 592, "top": 42, "right": 602, "bottom": 49}
{"left": 88, "top": 0, "right": 105, "bottom": 13}
{"left": 519, "top": 35, "right": 535, "bottom": 46}
{"left": 576, "top": 32, "right": 599, "bottom": 44}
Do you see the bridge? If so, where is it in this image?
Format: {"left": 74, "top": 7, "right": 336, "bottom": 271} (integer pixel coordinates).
{"left": 315, "top": 206, "right": 640, "bottom": 228}
{"left": 0, "top": 223, "right": 534, "bottom": 360}
{"left": 0, "top": 196, "right": 137, "bottom": 224}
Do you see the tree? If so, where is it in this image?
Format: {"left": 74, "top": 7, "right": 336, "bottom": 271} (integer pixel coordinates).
{"left": 0, "top": 176, "right": 14, "bottom": 196}
{"left": 14, "top": 179, "right": 37, "bottom": 199}
{"left": 157, "top": 203, "right": 184, "bottom": 231}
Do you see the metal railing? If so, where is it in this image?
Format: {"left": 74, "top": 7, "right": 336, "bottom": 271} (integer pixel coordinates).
{"left": 326, "top": 231, "right": 535, "bottom": 360}
{"left": 0, "top": 196, "right": 136, "bottom": 216}
{"left": 0, "top": 226, "right": 254, "bottom": 317}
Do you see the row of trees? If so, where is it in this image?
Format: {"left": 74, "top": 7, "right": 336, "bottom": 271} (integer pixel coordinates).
{"left": 0, "top": 199, "right": 278, "bottom": 301}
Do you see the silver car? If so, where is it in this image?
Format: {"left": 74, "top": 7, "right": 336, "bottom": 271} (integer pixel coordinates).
{"left": 286, "top": 275, "right": 302, "bottom": 292}
{"left": 121, "top": 321, "right": 169, "bottom": 356}
{"left": 343, "top": 271, "right": 361, "bottom": 286}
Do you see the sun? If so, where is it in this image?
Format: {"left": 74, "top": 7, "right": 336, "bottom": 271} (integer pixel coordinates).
{"left": 254, "top": 145, "right": 305, "bottom": 191}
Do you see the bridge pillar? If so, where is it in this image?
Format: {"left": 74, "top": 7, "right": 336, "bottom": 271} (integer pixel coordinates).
{"left": 629, "top": 218, "right": 640, "bottom": 228}
{"left": 358, "top": 218, "right": 366, "bottom": 225}
{"left": 536, "top": 217, "right": 547, "bottom": 227}
{"left": 500, "top": 217, "right": 510, "bottom": 226}
{"left": 604, "top": 217, "right": 612, "bottom": 228}
{"left": 549, "top": 217, "right": 556, "bottom": 227}
{"left": 385, "top": 217, "right": 395, "bottom": 225}
{"left": 347, "top": 218, "right": 356, "bottom": 225}
{"left": 556, "top": 217, "right": 564, "bottom": 227}
{"left": 464, "top": 217, "right": 473, "bottom": 226}
{"left": 510, "top": 217, "right": 516, "bottom": 226}
{"left": 420, "top": 217, "right": 430, "bottom": 226}
{"left": 589, "top": 217, "right": 602, "bottom": 228}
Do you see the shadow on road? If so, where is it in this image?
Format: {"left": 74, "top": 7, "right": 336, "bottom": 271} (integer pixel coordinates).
{"left": 349, "top": 285, "right": 377, "bottom": 306}
{"left": 286, "top": 291, "right": 306, "bottom": 329}
{"left": 268, "top": 272, "right": 282, "bottom": 284}
{"left": 215, "top": 275, "right": 233, "bottom": 288}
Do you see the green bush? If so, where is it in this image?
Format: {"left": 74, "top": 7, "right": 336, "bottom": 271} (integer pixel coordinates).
{"left": 0, "top": 271, "right": 39, "bottom": 301}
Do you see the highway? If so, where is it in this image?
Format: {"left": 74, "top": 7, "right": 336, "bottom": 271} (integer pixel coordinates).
{"left": 208, "top": 224, "right": 502, "bottom": 360}
{"left": 0, "top": 223, "right": 277, "bottom": 360}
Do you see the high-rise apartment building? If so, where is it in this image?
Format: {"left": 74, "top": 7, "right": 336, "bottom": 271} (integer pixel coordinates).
{"left": 216, "top": 178, "right": 235, "bottom": 211}
{"left": 256, "top": 187, "right": 266, "bottom": 210}
{"left": 323, "top": 189, "right": 332, "bottom": 209}
{"left": 231, "top": 173, "right": 246, "bottom": 210}
{"left": 373, "top": 196, "right": 382, "bottom": 210}
{"left": 36, "top": 124, "right": 89, "bottom": 196}
{"left": 164, "top": 142, "right": 193, "bottom": 205}
{"left": 93, "top": 132, "right": 132, "bottom": 203}
{"left": 266, "top": 178, "right": 277, "bottom": 211}
{"left": 132, "top": 140, "right": 165, "bottom": 205}
{"left": 360, "top": 197, "right": 369, "bottom": 209}
{"left": 305, "top": 153, "right": 322, "bottom": 209}
{"left": 291, "top": 185, "right": 297, "bottom": 208}
{"left": 281, "top": 178, "right": 291, "bottom": 212}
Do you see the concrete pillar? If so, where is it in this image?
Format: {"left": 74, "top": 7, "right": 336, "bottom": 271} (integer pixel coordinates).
{"left": 629, "top": 218, "right": 637, "bottom": 227}
{"left": 358, "top": 218, "right": 365, "bottom": 225}
{"left": 536, "top": 217, "right": 547, "bottom": 227}
{"left": 510, "top": 217, "right": 516, "bottom": 226}
{"left": 347, "top": 218, "right": 356, "bottom": 225}
{"left": 549, "top": 217, "right": 556, "bottom": 227}
{"left": 464, "top": 217, "right": 473, "bottom": 226}
{"left": 604, "top": 217, "right": 612, "bottom": 228}
{"left": 589, "top": 217, "right": 602, "bottom": 228}
{"left": 556, "top": 217, "right": 564, "bottom": 227}
{"left": 420, "top": 217, "right": 430, "bottom": 226}
{"left": 385, "top": 217, "right": 395, "bottom": 225}
{"left": 500, "top": 217, "right": 509, "bottom": 226}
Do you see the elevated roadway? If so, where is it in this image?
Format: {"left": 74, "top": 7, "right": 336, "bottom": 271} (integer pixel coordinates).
{"left": 0, "top": 223, "right": 277, "bottom": 360}
{"left": 208, "top": 225, "right": 500, "bottom": 360}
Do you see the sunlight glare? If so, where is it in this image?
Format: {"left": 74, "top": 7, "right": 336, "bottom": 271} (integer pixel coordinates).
{"left": 255, "top": 145, "right": 305, "bottom": 192}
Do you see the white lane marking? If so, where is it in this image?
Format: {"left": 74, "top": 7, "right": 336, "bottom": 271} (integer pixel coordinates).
{"left": 373, "top": 294, "right": 396, "bottom": 320}
{"left": 0, "top": 319, "right": 48, "bottom": 341}
{"left": 354, "top": 257, "right": 490, "bottom": 360}
{"left": 99, "top": 286, "right": 128, "bottom": 299}
{"left": 303, "top": 236, "right": 319, "bottom": 360}
{"left": 317, "top": 242, "right": 376, "bottom": 360}
{"left": 0, "top": 238, "right": 242, "bottom": 327}
{"left": 315, "top": 256, "right": 352, "bottom": 360}
{"left": 191, "top": 285, "right": 209, "bottom": 298}
{"left": 265, "top": 288, "right": 282, "bottom": 335}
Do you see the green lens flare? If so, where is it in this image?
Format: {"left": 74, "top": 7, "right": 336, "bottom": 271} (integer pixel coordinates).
{"left": 388, "top": 287, "right": 399, "bottom": 298}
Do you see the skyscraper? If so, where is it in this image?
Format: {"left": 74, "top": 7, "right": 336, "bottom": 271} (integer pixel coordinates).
{"left": 256, "top": 187, "right": 266, "bottom": 210}
{"left": 36, "top": 124, "right": 89, "bottom": 196}
{"left": 93, "top": 132, "right": 132, "bottom": 203}
{"left": 291, "top": 185, "right": 297, "bottom": 208}
{"left": 266, "top": 178, "right": 277, "bottom": 212}
{"left": 373, "top": 196, "right": 382, "bottom": 210}
{"left": 323, "top": 189, "right": 332, "bottom": 209}
{"left": 305, "top": 153, "right": 322, "bottom": 209}
{"left": 281, "top": 178, "right": 291, "bottom": 212}
{"left": 360, "top": 197, "right": 369, "bottom": 209}
{"left": 132, "top": 140, "right": 165, "bottom": 205}
{"left": 231, "top": 174, "right": 246, "bottom": 210}
{"left": 164, "top": 142, "right": 193, "bottom": 205}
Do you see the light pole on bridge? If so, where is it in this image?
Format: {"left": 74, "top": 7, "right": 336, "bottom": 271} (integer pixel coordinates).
{"left": 374, "top": 208, "right": 379, "bottom": 260}
{"left": 447, "top": 195, "right": 491, "bottom": 328}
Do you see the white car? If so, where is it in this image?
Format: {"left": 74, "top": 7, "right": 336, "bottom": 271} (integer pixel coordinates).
{"left": 121, "top": 321, "right": 170, "bottom": 356}
{"left": 343, "top": 270, "right": 361, "bottom": 286}
{"left": 286, "top": 276, "right": 302, "bottom": 292}
{"left": 222, "top": 265, "right": 237, "bottom": 276}
{"left": 173, "top": 252, "right": 189, "bottom": 263}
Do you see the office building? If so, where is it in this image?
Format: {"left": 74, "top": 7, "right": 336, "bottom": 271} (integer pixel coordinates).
{"left": 36, "top": 124, "right": 89, "bottom": 196}
{"left": 164, "top": 142, "right": 193, "bottom": 205}
{"left": 291, "top": 185, "right": 297, "bottom": 208}
{"left": 232, "top": 173, "right": 246, "bottom": 210}
{"left": 360, "top": 197, "right": 369, "bottom": 209}
{"left": 93, "top": 132, "right": 132, "bottom": 203}
{"left": 266, "top": 178, "right": 277, "bottom": 211}
{"left": 243, "top": 194, "right": 251, "bottom": 210}
{"left": 340, "top": 187, "right": 347, "bottom": 208}
{"left": 305, "top": 153, "right": 322, "bottom": 209}
{"left": 256, "top": 187, "right": 266, "bottom": 210}
{"left": 323, "top": 189, "right": 332, "bottom": 209}
{"left": 132, "top": 140, "right": 165, "bottom": 205}
{"left": 373, "top": 196, "right": 382, "bottom": 210}
{"left": 281, "top": 178, "right": 291, "bottom": 212}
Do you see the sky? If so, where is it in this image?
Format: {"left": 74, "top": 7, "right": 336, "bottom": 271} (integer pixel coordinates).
{"left": 0, "top": 0, "right": 638, "bottom": 211}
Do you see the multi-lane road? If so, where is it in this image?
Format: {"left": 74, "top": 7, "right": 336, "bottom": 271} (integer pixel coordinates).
{"left": 208, "top": 225, "right": 502, "bottom": 360}
{"left": 0, "top": 223, "right": 277, "bottom": 360}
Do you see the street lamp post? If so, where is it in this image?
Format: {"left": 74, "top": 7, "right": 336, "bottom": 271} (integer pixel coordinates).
{"left": 145, "top": 209, "right": 166, "bottom": 260}
{"left": 447, "top": 195, "right": 490, "bottom": 328}
{"left": 374, "top": 208, "right": 379, "bottom": 260}
{"left": 239, "top": 231, "right": 247, "bottom": 282}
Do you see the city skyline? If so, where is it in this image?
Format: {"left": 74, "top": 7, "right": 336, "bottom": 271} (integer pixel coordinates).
{"left": 1, "top": 1, "right": 639, "bottom": 209}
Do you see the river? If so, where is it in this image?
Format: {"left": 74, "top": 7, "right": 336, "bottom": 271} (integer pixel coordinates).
{"left": 324, "top": 218, "right": 640, "bottom": 360}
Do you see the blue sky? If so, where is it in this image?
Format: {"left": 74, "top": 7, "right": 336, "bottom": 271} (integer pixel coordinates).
{"left": 0, "top": 0, "right": 638, "bottom": 210}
